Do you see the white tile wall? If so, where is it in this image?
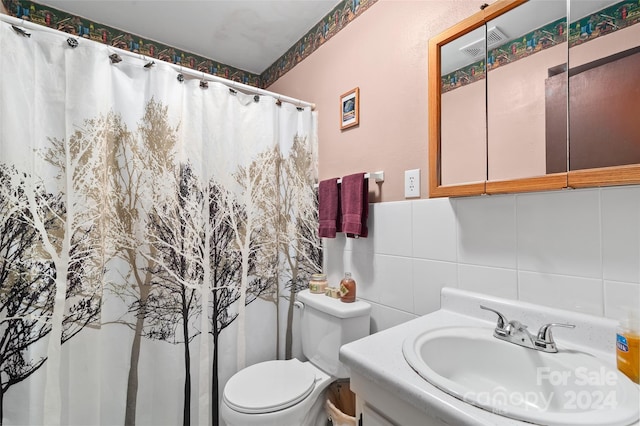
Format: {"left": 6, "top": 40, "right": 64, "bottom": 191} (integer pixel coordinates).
{"left": 323, "top": 186, "right": 640, "bottom": 332}
{"left": 412, "top": 259, "right": 457, "bottom": 315}
{"left": 412, "top": 198, "right": 457, "bottom": 262}
{"left": 458, "top": 264, "right": 518, "bottom": 299}
{"left": 518, "top": 270, "right": 603, "bottom": 316}
{"left": 601, "top": 186, "right": 640, "bottom": 284}
{"left": 456, "top": 194, "right": 517, "bottom": 269}
{"left": 517, "top": 189, "right": 602, "bottom": 278}
{"left": 604, "top": 280, "right": 640, "bottom": 321}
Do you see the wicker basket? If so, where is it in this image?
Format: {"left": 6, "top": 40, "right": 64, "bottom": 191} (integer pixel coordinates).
{"left": 325, "top": 380, "right": 357, "bottom": 426}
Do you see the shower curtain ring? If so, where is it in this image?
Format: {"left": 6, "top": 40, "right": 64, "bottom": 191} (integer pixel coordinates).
{"left": 12, "top": 23, "right": 31, "bottom": 37}
{"left": 200, "top": 73, "right": 208, "bottom": 89}
{"left": 109, "top": 53, "right": 122, "bottom": 64}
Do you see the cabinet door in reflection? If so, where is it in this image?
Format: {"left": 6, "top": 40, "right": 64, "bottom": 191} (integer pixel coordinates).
{"left": 567, "top": 1, "right": 640, "bottom": 171}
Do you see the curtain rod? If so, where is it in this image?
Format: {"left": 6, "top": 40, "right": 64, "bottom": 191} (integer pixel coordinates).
{"left": 0, "top": 14, "right": 316, "bottom": 110}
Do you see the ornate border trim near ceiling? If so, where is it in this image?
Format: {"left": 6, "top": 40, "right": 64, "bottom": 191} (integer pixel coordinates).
{"left": 261, "top": 0, "right": 378, "bottom": 87}
{"left": 1, "top": 0, "right": 263, "bottom": 86}
{"left": 2, "top": 0, "right": 378, "bottom": 89}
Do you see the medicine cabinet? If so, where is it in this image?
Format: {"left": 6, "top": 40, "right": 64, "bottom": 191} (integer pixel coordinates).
{"left": 429, "top": 0, "right": 640, "bottom": 197}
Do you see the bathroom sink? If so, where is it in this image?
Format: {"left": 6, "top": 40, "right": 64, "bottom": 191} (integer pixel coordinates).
{"left": 402, "top": 326, "right": 640, "bottom": 426}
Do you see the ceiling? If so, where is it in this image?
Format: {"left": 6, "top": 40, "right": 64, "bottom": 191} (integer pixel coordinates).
{"left": 34, "top": 0, "right": 342, "bottom": 75}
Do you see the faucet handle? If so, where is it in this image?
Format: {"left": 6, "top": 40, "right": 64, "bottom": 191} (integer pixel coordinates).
{"left": 535, "top": 323, "right": 576, "bottom": 352}
{"left": 480, "top": 305, "right": 509, "bottom": 336}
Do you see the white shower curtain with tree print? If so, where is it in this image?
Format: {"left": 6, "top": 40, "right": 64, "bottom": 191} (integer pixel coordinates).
{"left": 0, "top": 20, "right": 320, "bottom": 426}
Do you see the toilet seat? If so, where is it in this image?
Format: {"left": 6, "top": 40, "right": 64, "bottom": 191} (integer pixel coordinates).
{"left": 223, "top": 359, "right": 317, "bottom": 414}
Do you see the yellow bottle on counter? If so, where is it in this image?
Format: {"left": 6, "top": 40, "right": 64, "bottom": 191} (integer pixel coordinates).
{"left": 616, "top": 314, "right": 640, "bottom": 384}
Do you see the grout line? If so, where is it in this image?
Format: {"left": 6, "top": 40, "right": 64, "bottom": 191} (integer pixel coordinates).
{"left": 453, "top": 197, "right": 460, "bottom": 289}
{"left": 598, "top": 188, "right": 606, "bottom": 317}
{"left": 514, "top": 193, "right": 520, "bottom": 301}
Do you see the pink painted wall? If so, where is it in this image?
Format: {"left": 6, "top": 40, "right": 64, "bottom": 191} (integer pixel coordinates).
{"left": 268, "top": 0, "right": 488, "bottom": 202}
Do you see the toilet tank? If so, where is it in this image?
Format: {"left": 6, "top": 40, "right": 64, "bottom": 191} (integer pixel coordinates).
{"left": 297, "top": 289, "right": 371, "bottom": 378}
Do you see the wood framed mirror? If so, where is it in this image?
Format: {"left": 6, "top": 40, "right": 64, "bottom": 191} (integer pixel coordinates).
{"left": 429, "top": 0, "right": 640, "bottom": 198}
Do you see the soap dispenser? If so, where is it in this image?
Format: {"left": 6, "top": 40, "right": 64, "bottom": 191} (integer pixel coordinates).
{"left": 617, "top": 311, "right": 640, "bottom": 384}
{"left": 339, "top": 272, "right": 356, "bottom": 303}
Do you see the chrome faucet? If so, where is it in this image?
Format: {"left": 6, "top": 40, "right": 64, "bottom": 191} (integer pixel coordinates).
{"left": 480, "top": 305, "right": 575, "bottom": 353}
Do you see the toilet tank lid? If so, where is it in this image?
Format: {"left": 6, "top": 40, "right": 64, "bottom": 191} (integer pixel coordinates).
{"left": 297, "top": 289, "right": 371, "bottom": 319}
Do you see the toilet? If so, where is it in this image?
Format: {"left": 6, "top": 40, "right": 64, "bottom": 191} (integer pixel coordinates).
{"left": 220, "top": 289, "right": 371, "bottom": 426}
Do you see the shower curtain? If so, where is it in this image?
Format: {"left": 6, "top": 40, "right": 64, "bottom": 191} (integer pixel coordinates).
{"left": 0, "top": 21, "right": 321, "bottom": 426}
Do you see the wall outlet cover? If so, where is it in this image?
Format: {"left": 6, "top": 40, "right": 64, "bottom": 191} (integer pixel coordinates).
{"left": 405, "top": 169, "right": 420, "bottom": 198}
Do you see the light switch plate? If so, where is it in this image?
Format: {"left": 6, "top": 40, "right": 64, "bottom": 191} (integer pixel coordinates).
{"left": 405, "top": 169, "right": 420, "bottom": 198}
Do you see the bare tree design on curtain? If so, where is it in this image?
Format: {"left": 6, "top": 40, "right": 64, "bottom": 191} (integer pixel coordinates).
{"left": 280, "top": 136, "right": 322, "bottom": 359}
{"left": 257, "top": 140, "right": 322, "bottom": 359}
{"left": 207, "top": 179, "right": 273, "bottom": 424}
{"left": 206, "top": 182, "right": 243, "bottom": 425}
{"left": 216, "top": 148, "right": 280, "bottom": 371}
{"left": 0, "top": 166, "right": 102, "bottom": 424}
{"left": 203, "top": 133, "right": 320, "bottom": 423}
{"left": 102, "top": 99, "right": 280, "bottom": 425}
{"left": 105, "top": 99, "right": 177, "bottom": 426}
{"left": 145, "top": 163, "right": 203, "bottom": 426}
{"left": 1, "top": 86, "right": 318, "bottom": 426}
{"left": 0, "top": 116, "right": 107, "bottom": 424}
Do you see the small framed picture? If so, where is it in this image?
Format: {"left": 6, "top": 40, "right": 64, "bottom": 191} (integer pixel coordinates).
{"left": 340, "top": 87, "right": 359, "bottom": 130}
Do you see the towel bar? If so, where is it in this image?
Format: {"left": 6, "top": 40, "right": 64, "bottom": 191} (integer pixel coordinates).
{"left": 314, "top": 171, "right": 384, "bottom": 188}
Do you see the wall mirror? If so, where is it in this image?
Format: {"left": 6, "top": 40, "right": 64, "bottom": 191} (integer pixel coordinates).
{"left": 429, "top": 0, "right": 640, "bottom": 198}
{"left": 440, "top": 26, "right": 487, "bottom": 187}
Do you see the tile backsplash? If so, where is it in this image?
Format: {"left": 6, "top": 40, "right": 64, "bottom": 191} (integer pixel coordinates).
{"left": 323, "top": 186, "right": 640, "bottom": 333}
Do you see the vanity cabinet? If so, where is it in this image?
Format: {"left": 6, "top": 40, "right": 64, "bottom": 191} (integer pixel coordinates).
{"left": 361, "top": 404, "right": 396, "bottom": 426}
{"left": 351, "top": 371, "right": 446, "bottom": 426}
{"left": 340, "top": 288, "right": 638, "bottom": 426}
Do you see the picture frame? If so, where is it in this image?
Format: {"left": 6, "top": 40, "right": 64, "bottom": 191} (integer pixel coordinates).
{"left": 340, "top": 87, "right": 359, "bottom": 130}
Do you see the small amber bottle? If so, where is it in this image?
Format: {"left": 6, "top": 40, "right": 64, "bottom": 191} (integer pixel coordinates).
{"left": 340, "top": 272, "right": 356, "bottom": 303}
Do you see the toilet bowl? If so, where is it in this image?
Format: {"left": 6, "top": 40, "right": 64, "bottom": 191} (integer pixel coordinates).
{"left": 220, "top": 290, "right": 371, "bottom": 426}
{"left": 220, "top": 359, "right": 331, "bottom": 426}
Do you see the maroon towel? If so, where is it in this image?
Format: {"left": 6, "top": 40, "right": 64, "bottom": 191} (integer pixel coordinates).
{"left": 318, "top": 178, "right": 340, "bottom": 238}
{"left": 340, "top": 173, "right": 368, "bottom": 238}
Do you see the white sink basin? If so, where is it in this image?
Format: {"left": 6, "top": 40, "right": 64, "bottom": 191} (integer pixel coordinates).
{"left": 403, "top": 326, "right": 640, "bottom": 426}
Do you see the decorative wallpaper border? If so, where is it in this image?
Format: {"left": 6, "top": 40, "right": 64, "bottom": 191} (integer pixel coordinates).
{"left": 260, "top": 0, "right": 378, "bottom": 87}
{"left": 2, "top": 0, "right": 262, "bottom": 86}
{"left": 568, "top": 0, "right": 640, "bottom": 47}
{"left": 2, "top": 0, "right": 378, "bottom": 89}
{"left": 441, "top": 0, "right": 639, "bottom": 93}
{"left": 441, "top": 17, "right": 567, "bottom": 93}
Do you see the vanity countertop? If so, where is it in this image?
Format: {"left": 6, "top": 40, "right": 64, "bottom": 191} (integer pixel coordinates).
{"left": 339, "top": 288, "right": 639, "bottom": 426}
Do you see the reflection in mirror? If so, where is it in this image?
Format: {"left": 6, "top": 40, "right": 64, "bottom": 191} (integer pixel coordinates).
{"left": 440, "top": 26, "right": 487, "bottom": 186}
{"left": 568, "top": 0, "right": 640, "bottom": 171}
{"left": 486, "top": 0, "right": 567, "bottom": 182}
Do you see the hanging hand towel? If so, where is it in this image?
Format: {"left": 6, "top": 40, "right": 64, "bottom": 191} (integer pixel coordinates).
{"left": 318, "top": 178, "right": 341, "bottom": 238}
{"left": 340, "top": 173, "right": 368, "bottom": 238}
